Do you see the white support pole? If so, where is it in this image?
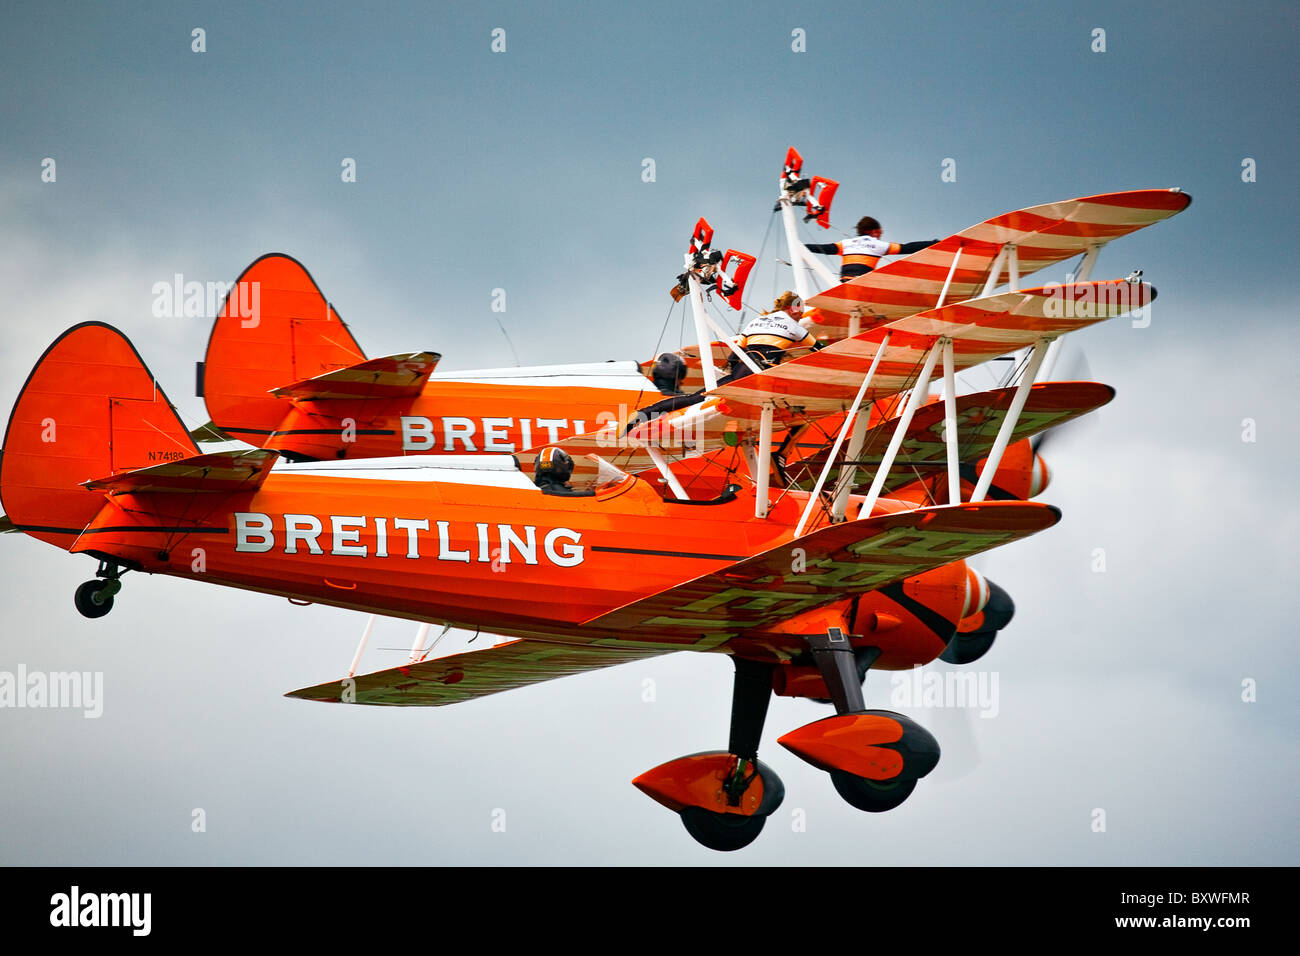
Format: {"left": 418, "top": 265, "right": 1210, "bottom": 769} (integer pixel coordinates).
{"left": 1070, "top": 244, "right": 1100, "bottom": 282}
{"left": 859, "top": 338, "right": 943, "bottom": 519}
{"left": 645, "top": 444, "right": 690, "bottom": 501}
{"left": 935, "top": 244, "right": 965, "bottom": 310}
{"left": 790, "top": 361, "right": 883, "bottom": 535}
{"left": 847, "top": 309, "right": 861, "bottom": 338}
{"left": 1041, "top": 244, "right": 1099, "bottom": 380}
{"left": 980, "top": 244, "right": 1010, "bottom": 298}
{"left": 1006, "top": 244, "right": 1019, "bottom": 292}
{"left": 828, "top": 331, "right": 893, "bottom": 523}
{"left": 409, "top": 622, "right": 431, "bottom": 664}
{"left": 942, "top": 337, "right": 960, "bottom": 505}
{"left": 970, "top": 337, "right": 1051, "bottom": 503}
{"left": 828, "top": 411, "right": 871, "bottom": 524}
{"left": 755, "top": 404, "right": 775, "bottom": 518}
{"left": 700, "top": 309, "right": 763, "bottom": 375}
{"left": 348, "top": 614, "right": 376, "bottom": 678}
{"left": 777, "top": 198, "right": 815, "bottom": 303}
{"left": 1038, "top": 337, "right": 1066, "bottom": 382}
{"left": 687, "top": 273, "right": 719, "bottom": 392}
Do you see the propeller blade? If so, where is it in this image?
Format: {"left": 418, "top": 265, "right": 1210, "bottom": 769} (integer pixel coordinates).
{"left": 1031, "top": 342, "right": 1097, "bottom": 455}
{"left": 940, "top": 580, "right": 1014, "bottom": 664}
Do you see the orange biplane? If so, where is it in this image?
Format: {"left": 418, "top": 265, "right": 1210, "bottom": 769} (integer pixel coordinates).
{"left": 0, "top": 154, "right": 1188, "bottom": 850}
{"left": 197, "top": 253, "right": 662, "bottom": 463}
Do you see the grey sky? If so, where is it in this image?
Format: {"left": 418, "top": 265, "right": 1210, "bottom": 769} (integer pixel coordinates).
{"left": 1, "top": 0, "right": 1296, "bottom": 864}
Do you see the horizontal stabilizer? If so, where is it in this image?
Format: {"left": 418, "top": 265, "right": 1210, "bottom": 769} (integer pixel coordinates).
{"left": 82, "top": 449, "right": 278, "bottom": 495}
{"left": 270, "top": 351, "right": 441, "bottom": 401}
{"left": 583, "top": 500, "right": 1060, "bottom": 638}
{"left": 286, "top": 637, "right": 669, "bottom": 706}
{"left": 189, "top": 420, "right": 235, "bottom": 443}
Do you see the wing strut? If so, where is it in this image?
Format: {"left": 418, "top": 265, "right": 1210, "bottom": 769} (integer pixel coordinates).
{"left": 349, "top": 615, "right": 376, "bottom": 678}
{"left": 1040, "top": 244, "right": 1102, "bottom": 380}
{"left": 859, "top": 337, "right": 944, "bottom": 518}
{"left": 796, "top": 331, "right": 893, "bottom": 534}
{"left": 409, "top": 622, "right": 432, "bottom": 663}
{"left": 935, "top": 244, "right": 965, "bottom": 308}
{"left": 941, "top": 337, "right": 961, "bottom": 504}
{"left": 980, "top": 244, "right": 1010, "bottom": 297}
{"left": 646, "top": 444, "right": 690, "bottom": 500}
{"left": 755, "top": 404, "right": 774, "bottom": 518}
{"left": 971, "top": 337, "right": 1052, "bottom": 502}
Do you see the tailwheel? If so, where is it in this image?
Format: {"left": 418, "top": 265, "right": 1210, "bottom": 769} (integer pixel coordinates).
{"left": 830, "top": 771, "right": 917, "bottom": 813}
{"left": 681, "top": 805, "right": 767, "bottom": 852}
{"left": 74, "top": 559, "right": 125, "bottom": 619}
{"left": 74, "top": 579, "right": 117, "bottom": 618}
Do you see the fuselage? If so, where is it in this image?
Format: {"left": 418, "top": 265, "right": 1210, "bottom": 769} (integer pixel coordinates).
{"left": 74, "top": 458, "right": 802, "bottom": 652}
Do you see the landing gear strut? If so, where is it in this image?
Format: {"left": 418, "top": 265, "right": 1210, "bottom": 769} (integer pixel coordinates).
{"left": 632, "top": 657, "right": 785, "bottom": 852}
{"left": 74, "top": 560, "right": 125, "bottom": 619}
{"left": 778, "top": 627, "right": 940, "bottom": 813}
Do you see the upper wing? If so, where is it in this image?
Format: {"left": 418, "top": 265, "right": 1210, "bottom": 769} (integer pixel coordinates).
{"left": 551, "top": 281, "right": 1149, "bottom": 475}
{"left": 807, "top": 188, "right": 1189, "bottom": 338}
{"left": 270, "top": 351, "right": 441, "bottom": 401}
{"left": 710, "top": 281, "right": 1148, "bottom": 419}
{"left": 583, "top": 500, "right": 1059, "bottom": 638}
{"left": 285, "top": 637, "right": 670, "bottom": 706}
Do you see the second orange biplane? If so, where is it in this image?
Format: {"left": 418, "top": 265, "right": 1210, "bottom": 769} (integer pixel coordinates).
{"left": 0, "top": 158, "right": 1187, "bottom": 849}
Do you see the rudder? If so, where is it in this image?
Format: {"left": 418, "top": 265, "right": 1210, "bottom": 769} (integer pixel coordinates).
{"left": 200, "top": 253, "right": 366, "bottom": 443}
{"left": 0, "top": 323, "right": 197, "bottom": 548}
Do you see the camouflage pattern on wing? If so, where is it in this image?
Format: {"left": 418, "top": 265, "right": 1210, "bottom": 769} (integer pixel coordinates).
{"left": 285, "top": 638, "right": 672, "bottom": 706}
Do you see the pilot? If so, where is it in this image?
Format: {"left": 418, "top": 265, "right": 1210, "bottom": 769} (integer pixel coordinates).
{"left": 533, "top": 447, "right": 593, "bottom": 497}
{"left": 805, "top": 216, "right": 938, "bottom": 282}
{"left": 729, "top": 291, "right": 821, "bottom": 378}
{"left": 627, "top": 292, "right": 824, "bottom": 431}
{"left": 651, "top": 352, "right": 687, "bottom": 395}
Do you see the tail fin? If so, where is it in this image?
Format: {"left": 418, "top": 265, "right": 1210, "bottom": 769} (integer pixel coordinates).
{"left": 200, "top": 254, "right": 366, "bottom": 442}
{"left": 1, "top": 323, "right": 197, "bottom": 548}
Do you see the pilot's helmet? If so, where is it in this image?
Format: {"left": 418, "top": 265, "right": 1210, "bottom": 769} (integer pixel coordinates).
{"left": 534, "top": 446, "right": 574, "bottom": 484}
{"left": 652, "top": 352, "right": 687, "bottom": 394}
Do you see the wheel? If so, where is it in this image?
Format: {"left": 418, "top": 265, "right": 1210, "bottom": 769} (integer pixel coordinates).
{"left": 74, "top": 580, "right": 114, "bottom": 619}
{"left": 830, "top": 770, "right": 917, "bottom": 813}
{"left": 680, "top": 806, "right": 767, "bottom": 851}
